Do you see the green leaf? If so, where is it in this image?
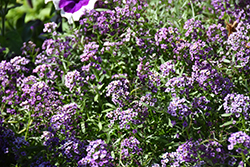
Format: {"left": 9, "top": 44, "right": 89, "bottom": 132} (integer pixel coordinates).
{"left": 80, "top": 122, "right": 86, "bottom": 134}
{"left": 98, "top": 122, "right": 102, "bottom": 131}
{"left": 220, "top": 120, "right": 233, "bottom": 128}
{"left": 95, "top": 8, "right": 110, "bottom": 12}
{"left": 103, "top": 103, "right": 116, "bottom": 109}
{"left": 111, "top": 151, "right": 115, "bottom": 159}
{"left": 223, "top": 59, "right": 231, "bottom": 64}
{"left": 25, "top": 81, "right": 34, "bottom": 85}
{"left": 94, "top": 94, "right": 99, "bottom": 102}
{"left": 221, "top": 113, "right": 232, "bottom": 117}
{"left": 102, "top": 108, "right": 114, "bottom": 113}
{"left": 5, "top": 3, "right": 22, "bottom": 14}
{"left": 17, "top": 128, "right": 27, "bottom": 134}
{"left": 1, "top": 30, "right": 23, "bottom": 54}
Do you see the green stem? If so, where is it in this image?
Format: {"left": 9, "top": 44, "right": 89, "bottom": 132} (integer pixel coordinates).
{"left": 240, "top": 152, "right": 250, "bottom": 166}
{"left": 189, "top": 0, "right": 195, "bottom": 18}
{"left": 1, "top": 2, "right": 8, "bottom": 36}
{"left": 199, "top": 138, "right": 225, "bottom": 146}
{"left": 119, "top": 143, "right": 126, "bottom": 167}
{"left": 242, "top": 116, "right": 246, "bottom": 132}
{"left": 25, "top": 110, "right": 33, "bottom": 140}
{"left": 186, "top": 127, "right": 190, "bottom": 139}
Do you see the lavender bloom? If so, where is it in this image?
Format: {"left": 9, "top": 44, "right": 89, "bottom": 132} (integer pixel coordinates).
{"left": 191, "top": 61, "right": 233, "bottom": 96}
{"left": 41, "top": 131, "right": 86, "bottom": 166}
{"left": 223, "top": 93, "right": 250, "bottom": 119}
{"left": 0, "top": 119, "right": 30, "bottom": 163}
{"left": 80, "top": 42, "right": 99, "bottom": 62}
{"left": 33, "top": 64, "right": 57, "bottom": 80}
{"left": 106, "top": 107, "right": 138, "bottom": 129}
{"left": 120, "top": 136, "right": 142, "bottom": 164}
{"left": 106, "top": 74, "right": 130, "bottom": 107}
{"left": 154, "top": 27, "right": 177, "bottom": 45}
{"left": 41, "top": 131, "right": 55, "bottom": 146}
{"left": 21, "top": 41, "right": 40, "bottom": 55}
{"left": 183, "top": 18, "right": 205, "bottom": 39}
{"left": 164, "top": 75, "right": 194, "bottom": 96}
{"left": 78, "top": 139, "right": 113, "bottom": 166}
{"left": 228, "top": 131, "right": 250, "bottom": 151}
{"left": 50, "top": 103, "right": 79, "bottom": 130}
{"left": 0, "top": 57, "right": 31, "bottom": 116}
{"left": 167, "top": 97, "right": 191, "bottom": 117}
{"left": 64, "top": 70, "right": 81, "bottom": 91}
{"left": 159, "top": 60, "right": 176, "bottom": 77}
{"left": 137, "top": 59, "right": 161, "bottom": 93}
{"left": 43, "top": 22, "right": 58, "bottom": 33}
{"left": 10, "top": 56, "right": 30, "bottom": 71}
{"left": 161, "top": 139, "right": 231, "bottom": 166}
{"left": 18, "top": 75, "right": 62, "bottom": 132}
{"left": 206, "top": 23, "right": 227, "bottom": 46}
{"left": 45, "top": 0, "right": 97, "bottom": 24}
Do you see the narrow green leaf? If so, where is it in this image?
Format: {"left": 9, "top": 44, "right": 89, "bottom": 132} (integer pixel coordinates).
{"left": 80, "top": 122, "right": 86, "bottom": 134}
{"left": 98, "top": 122, "right": 102, "bottom": 131}
{"left": 95, "top": 8, "right": 110, "bottom": 12}
{"left": 220, "top": 120, "right": 233, "bottom": 127}
{"left": 221, "top": 113, "right": 232, "bottom": 117}
{"left": 94, "top": 94, "right": 99, "bottom": 102}
{"left": 102, "top": 108, "right": 114, "bottom": 113}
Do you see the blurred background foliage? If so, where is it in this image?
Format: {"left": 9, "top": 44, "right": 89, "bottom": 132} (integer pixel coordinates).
{"left": 0, "top": 0, "right": 54, "bottom": 59}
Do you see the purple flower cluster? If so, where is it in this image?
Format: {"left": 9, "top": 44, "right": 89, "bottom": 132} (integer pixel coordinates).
{"left": 227, "top": 131, "right": 250, "bottom": 166}
{"left": 80, "top": 42, "right": 99, "bottom": 62}
{"left": 159, "top": 60, "right": 176, "bottom": 77}
{"left": 160, "top": 140, "right": 200, "bottom": 166}
{"left": 78, "top": 139, "right": 114, "bottom": 166}
{"left": 80, "top": 2, "right": 145, "bottom": 38}
{"left": 20, "top": 78, "right": 60, "bottom": 112}
{"left": 41, "top": 131, "right": 86, "bottom": 166}
{"left": 43, "top": 22, "right": 58, "bottom": 33}
{"left": 198, "top": 140, "right": 230, "bottom": 164}
{"left": 64, "top": 70, "right": 81, "bottom": 91}
{"left": 191, "top": 96, "right": 210, "bottom": 112}
{"left": 223, "top": 93, "right": 250, "bottom": 119}
{"left": 184, "top": 18, "right": 205, "bottom": 39}
{"left": 206, "top": 23, "right": 228, "bottom": 46}
{"left": 161, "top": 139, "right": 231, "bottom": 166}
{"left": 228, "top": 131, "right": 250, "bottom": 151}
{"left": 137, "top": 58, "right": 160, "bottom": 93}
{"left": 106, "top": 74, "right": 130, "bottom": 107}
{"left": 59, "top": 137, "right": 84, "bottom": 159}
{"left": 50, "top": 103, "right": 79, "bottom": 130}
{"left": 18, "top": 76, "right": 62, "bottom": 131}
{"left": 164, "top": 76, "right": 194, "bottom": 96}
{"left": 21, "top": 41, "right": 40, "bottom": 56}
{"left": 100, "top": 41, "right": 123, "bottom": 54}
{"left": 191, "top": 61, "right": 233, "bottom": 96}
{"left": 106, "top": 108, "right": 137, "bottom": 129}
{"left": 120, "top": 136, "right": 142, "bottom": 164}
{"left": 0, "top": 118, "right": 29, "bottom": 164}
{"left": 3, "top": 0, "right": 250, "bottom": 166}
{"left": 33, "top": 64, "right": 57, "bottom": 80}
{"left": 39, "top": 34, "right": 76, "bottom": 61}
{"left": 0, "top": 56, "right": 30, "bottom": 115}
{"left": 155, "top": 27, "right": 178, "bottom": 47}
{"left": 167, "top": 97, "right": 191, "bottom": 118}
{"left": 106, "top": 92, "right": 157, "bottom": 130}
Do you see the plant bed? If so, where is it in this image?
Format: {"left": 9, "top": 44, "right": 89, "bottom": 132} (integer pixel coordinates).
{"left": 1, "top": 0, "right": 250, "bottom": 166}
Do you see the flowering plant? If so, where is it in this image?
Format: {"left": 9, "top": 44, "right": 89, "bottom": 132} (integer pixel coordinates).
{"left": 1, "top": 0, "right": 250, "bottom": 166}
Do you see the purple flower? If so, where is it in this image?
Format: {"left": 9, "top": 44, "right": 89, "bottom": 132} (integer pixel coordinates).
{"left": 45, "top": 0, "right": 97, "bottom": 23}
